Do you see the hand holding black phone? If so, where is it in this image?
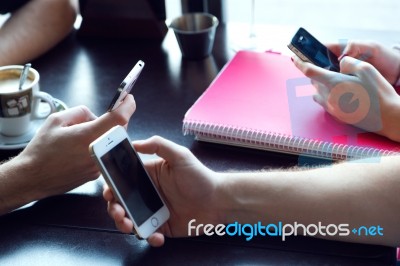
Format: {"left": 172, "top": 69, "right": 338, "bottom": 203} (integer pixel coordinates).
{"left": 288, "top": 27, "right": 340, "bottom": 72}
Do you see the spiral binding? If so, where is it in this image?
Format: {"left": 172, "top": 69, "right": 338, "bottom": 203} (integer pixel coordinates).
{"left": 183, "top": 120, "right": 398, "bottom": 160}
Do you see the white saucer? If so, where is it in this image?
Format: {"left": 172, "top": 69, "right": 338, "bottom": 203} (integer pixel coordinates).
{"left": 0, "top": 99, "right": 68, "bottom": 150}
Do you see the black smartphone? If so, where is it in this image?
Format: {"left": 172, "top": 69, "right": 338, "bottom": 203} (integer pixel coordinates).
{"left": 288, "top": 27, "right": 340, "bottom": 72}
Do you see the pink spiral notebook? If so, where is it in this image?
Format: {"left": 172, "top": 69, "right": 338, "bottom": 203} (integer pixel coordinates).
{"left": 182, "top": 50, "right": 400, "bottom": 160}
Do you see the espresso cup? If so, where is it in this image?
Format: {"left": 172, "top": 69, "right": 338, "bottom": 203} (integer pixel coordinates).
{"left": 0, "top": 65, "right": 57, "bottom": 136}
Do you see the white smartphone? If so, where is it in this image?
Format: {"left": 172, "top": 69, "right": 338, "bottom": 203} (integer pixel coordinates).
{"left": 107, "top": 60, "right": 145, "bottom": 112}
{"left": 89, "top": 125, "right": 169, "bottom": 239}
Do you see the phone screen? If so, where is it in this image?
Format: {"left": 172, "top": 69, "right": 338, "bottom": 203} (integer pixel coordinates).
{"left": 100, "top": 139, "right": 163, "bottom": 226}
{"left": 291, "top": 28, "right": 340, "bottom": 72}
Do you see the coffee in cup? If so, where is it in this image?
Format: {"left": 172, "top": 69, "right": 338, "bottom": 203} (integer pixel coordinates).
{"left": 0, "top": 65, "right": 57, "bottom": 136}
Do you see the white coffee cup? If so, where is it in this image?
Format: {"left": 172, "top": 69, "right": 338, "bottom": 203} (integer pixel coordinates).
{"left": 0, "top": 65, "right": 57, "bottom": 136}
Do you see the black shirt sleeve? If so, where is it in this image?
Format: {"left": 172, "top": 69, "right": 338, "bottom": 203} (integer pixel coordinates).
{"left": 0, "top": 0, "right": 31, "bottom": 15}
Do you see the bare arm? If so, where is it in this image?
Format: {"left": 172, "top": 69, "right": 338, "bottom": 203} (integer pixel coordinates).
{"left": 0, "top": 156, "right": 35, "bottom": 214}
{"left": 0, "top": 0, "right": 78, "bottom": 65}
{"left": 105, "top": 137, "right": 400, "bottom": 247}
{"left": 219, "top": 156, "right": 400, "bottom": 246}
{"left": 0, "top": 95, "right": 136, "bottom": 215}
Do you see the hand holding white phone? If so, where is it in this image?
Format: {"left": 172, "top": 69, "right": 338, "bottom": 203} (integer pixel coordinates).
{"left": 89, "top": 125, "right": 170, "bottom": 239}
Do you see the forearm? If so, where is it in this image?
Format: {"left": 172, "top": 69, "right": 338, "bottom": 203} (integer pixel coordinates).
{"left": 0, "top": 154, "right": 39, "bottom": 215}
{"left": 218, "top": 156, "right": 400, "bottom": 246}
{"left": 0, "top": 0, "right": 78, "bottom": 65}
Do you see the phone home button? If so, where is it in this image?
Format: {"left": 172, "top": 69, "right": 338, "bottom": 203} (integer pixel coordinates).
{"left": 151, "top": 217, "right": 159, "bottom": 227}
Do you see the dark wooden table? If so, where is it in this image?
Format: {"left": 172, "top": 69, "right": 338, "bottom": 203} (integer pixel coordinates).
{"left": 0, "top": 24, "right": 396, "bottom": 265}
